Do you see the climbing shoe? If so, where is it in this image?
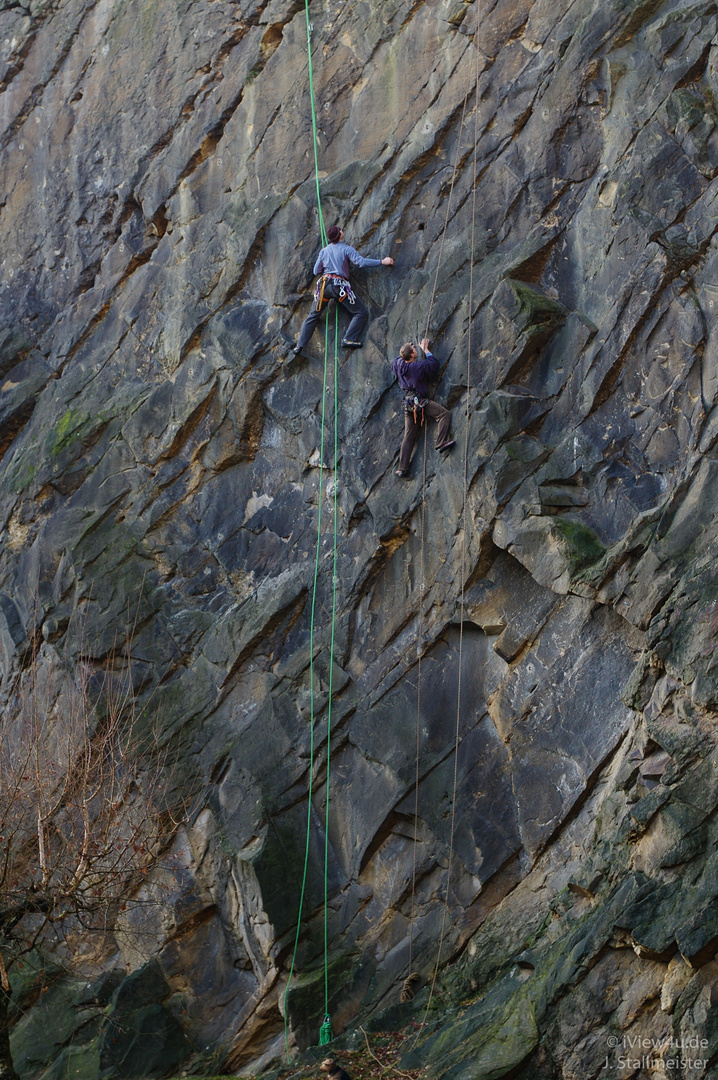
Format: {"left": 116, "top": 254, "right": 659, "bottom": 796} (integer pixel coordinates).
{"left": 341, "top": 339, "right": 362, "bottom": 348}
{"left": 437, "top": 439, "right": 456, "bottom": 453}
{"left": 275, "top": 330, "right": 301, "bottom": 361}
{"left": 395, "top": 468, "right": 410, "bottom": 479}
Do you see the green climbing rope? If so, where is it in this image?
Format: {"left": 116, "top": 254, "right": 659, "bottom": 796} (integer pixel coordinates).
{"left": 284, "top": 1, "right": 337, "bottom": 1057}
{"left": 283, "top": 309, "right": 331, "bottom": 1060}
{"left": 324, "top": 306, "right": 339, "bottom": 1031}
{"left": 305, "top": 0, "right": 327, "bottom": 248}
{"left": 319, "top": 1014, "right": 335, "bottom": 1046}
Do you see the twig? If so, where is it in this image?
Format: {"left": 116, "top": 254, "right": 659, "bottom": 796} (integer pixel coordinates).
{"left": 359, "top": 1026, "right": 422, "bottom": 1080}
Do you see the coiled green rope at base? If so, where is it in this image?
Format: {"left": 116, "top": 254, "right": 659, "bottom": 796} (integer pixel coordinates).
{"left": 319, "top": 1014, "right": 334, "bottom": 1046}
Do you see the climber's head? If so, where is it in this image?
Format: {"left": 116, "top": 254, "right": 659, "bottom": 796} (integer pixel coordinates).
{"left": 327, "top": 225, "right": 343, "bottom": 243}
{"left": 400, "top": 342, "right": 417, "bottom": 362}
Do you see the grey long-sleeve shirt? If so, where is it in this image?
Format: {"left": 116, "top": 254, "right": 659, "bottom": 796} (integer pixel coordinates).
{"left": 313, "top": 241, "right": 381, "bottom": 279}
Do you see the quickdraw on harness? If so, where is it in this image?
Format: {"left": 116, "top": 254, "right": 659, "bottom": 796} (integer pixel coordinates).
{"left": 314, "top": 273, "right": 356, "bottom": 313}
{"left": 404, "top": 394, "right": 428, "bottom": 425}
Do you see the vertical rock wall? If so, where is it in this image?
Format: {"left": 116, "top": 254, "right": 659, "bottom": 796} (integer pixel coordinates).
{"left": 2, "top": 0, "right": 718, "bottom": 1075}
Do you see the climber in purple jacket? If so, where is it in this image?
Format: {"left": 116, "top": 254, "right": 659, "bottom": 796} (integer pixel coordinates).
{"left": 392, "top": 338, "right": 455, "bottom": 478}
{"left": 290, "top": 225, "right": 393, "bottom": 357}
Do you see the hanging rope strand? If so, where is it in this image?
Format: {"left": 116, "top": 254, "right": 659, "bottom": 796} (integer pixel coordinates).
{"left": 411, "top": 5, "right": 482, "bottom": 1043}
{"left": 321, "top": 307, "right": 340, "bottom": 1036}
{"left": 284, "top": 307, "right": 331, "bottom": 1059}
{"left": 422, "top": 82, "right": 473, "bottom": 340}
{"left": 408, "top": 417, "right": 429, "bottom": 981}
{"left": 305, "top": 1, "right": 327, "bottom": 247}
{"left": 403, "top": 39, "right": 475, "bottom": 989}
{"left": 285, "top": 2, "right": 337, "bottom": 1056}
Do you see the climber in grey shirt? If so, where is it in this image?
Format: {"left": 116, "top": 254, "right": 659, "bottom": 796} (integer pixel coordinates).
{"left": 313, "top": 238, "right": 383, "bottom": 279}
{"left": 291, "top": 225, "right": 393, "bottom": 356}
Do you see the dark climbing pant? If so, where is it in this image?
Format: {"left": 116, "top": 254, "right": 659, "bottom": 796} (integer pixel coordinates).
{"left": 398, "top": 401, "right": 451, "bottom": 473}
{"left": 296, "top": 281, "right": 369, "bottom": 349}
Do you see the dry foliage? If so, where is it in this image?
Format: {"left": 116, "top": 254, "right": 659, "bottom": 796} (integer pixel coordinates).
{"left": 0, "top": 638, "right": 182, "bottom": 993}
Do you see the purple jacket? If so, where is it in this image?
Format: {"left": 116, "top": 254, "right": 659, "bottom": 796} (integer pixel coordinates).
{"left": 391, "top": 352, "right": 439, "bottom": 398}
{"left": 314, "top": 241, "right": 381, "bottom": 279}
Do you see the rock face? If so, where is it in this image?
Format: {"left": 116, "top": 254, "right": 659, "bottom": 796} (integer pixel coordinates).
{"left": 2, "top": 0, "right": 718, "bottom": 1075}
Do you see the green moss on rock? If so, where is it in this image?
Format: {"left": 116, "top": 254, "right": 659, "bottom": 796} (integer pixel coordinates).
{"left": 46, "top": 407, "right": 109, "bottom": 457}
{"left": 553, "top": 518, "right": 606, "bottom": 574}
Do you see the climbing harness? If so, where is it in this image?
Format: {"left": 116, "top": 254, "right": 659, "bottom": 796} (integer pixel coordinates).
{"left": 314, "top": 274, "right": 356, "bottom": 313}
{"left": 284, "top": 0, "right": 339, "bottom": 1058}
{"left": 404, "top": 394, "right": 428, "bottom": 426}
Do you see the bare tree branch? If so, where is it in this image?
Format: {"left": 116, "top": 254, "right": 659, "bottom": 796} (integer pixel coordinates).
{"left": 0, "top": 619, "right": 189, "bottom": 1080}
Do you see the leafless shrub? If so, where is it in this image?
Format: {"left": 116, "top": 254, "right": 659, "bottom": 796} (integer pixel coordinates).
{"left": 0, "top": 623, "right": 187, "bottom": 1079}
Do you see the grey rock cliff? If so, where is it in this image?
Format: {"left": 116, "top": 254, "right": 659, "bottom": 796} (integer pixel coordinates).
{"left": 2, "top": 0, "right": 718, "bottom": 1075}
